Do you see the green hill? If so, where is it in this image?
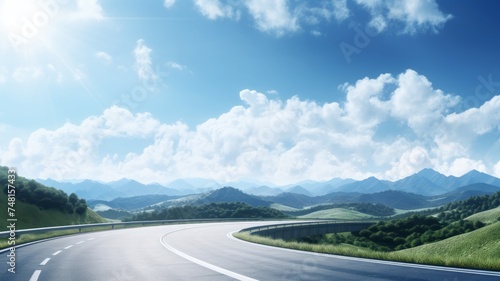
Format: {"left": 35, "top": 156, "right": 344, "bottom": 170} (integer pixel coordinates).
{"left": 395, "top": 221, "right": 500, "bottom": 269}
{"left": 465, "top": 206, "right": 500, "bottom": 224}
{"left": 0, "top": 167, "right": 106, "bottom": 229}
{"left": 298, "top": 208, "right": 373, "bottom": 220}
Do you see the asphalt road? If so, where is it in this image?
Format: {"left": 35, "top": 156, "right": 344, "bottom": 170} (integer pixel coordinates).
{"left": 1, "top": 221, "right": 499, "bottom": 281}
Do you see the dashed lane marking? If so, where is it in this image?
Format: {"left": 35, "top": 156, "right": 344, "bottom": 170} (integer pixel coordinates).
{"left": 29, "top": 270, "right": 41, "bottom": 281}
{"left": 40, "top": 258, "right": 50, "bottom": 266}
{"left": 52, "top": 250, "right": 62, "bottom": 256}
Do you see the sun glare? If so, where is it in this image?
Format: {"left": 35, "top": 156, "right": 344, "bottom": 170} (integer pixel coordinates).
{"left": 1, "top": 0, "right": 61, "bottom": 56}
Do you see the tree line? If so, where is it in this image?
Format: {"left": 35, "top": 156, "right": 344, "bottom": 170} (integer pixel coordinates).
{"left": 438, "top": 190, "right": 500, "bottom": 222}
{"left": 125, "top": 202, "right": 287, "bottom": 221}
{"left": 301, "top": 214, "right": 485, "bottom": 252}
{"left": 299, "top": 191, "right": 500, "bottom": 251}
{"left": 1, "top": 166, "right": 87, "bottom": 214}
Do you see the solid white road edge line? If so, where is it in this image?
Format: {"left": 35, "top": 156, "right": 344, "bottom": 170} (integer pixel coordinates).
{"left": 227, "top": 231, "right": 500, "bottom": 277}
{"left": 160, "top": 234, "right": 259, "bottom": 281}
{"left": 29, "top": 270, "right": 42, "bottom": 281}
{"left": 40, "top": 258, "right": 51, "bottom": 266}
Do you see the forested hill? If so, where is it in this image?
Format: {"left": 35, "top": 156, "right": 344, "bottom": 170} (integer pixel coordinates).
{"left": 0, "top": 166, "right": 106, "bottom": 228}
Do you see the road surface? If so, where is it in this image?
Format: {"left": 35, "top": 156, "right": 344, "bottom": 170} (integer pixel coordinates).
{"left": 1, "top": 221, "right": 499, "bottom": 280}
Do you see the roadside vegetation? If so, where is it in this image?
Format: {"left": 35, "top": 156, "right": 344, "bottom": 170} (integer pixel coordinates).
{"left": 235, "top": 222, "right": 500, "bottom": 271}
{"left": 236, "top": 190, "right": 500, "bottom": 270}
{"left": 1, "top": 166, "right": 88, "bottom": 216}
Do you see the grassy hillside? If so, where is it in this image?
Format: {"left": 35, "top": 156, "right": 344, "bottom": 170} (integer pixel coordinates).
{"left": 394, "top": 221, "right": 500, "bottom": 269}
{"left": 466, "top": 206, "right": 500, "bottom": 224}
{"left": 0, "top": 191, "right": 107, "bottom": 229}
{"left": 270, "top": 203, "right": 300, "bottom": 212}
{"left": 298, "top": 208, "right": 373, "bottom": 220}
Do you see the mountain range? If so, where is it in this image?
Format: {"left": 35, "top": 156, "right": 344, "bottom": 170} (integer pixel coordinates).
{"left": 38, "top": 169, "right": 500, "bottom": 201}
{"left": 87, "top": 182, "right": 500, "bottom": 213}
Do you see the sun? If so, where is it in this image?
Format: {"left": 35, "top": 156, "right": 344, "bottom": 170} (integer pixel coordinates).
{"left": 0, "top": 0, "right": 61, "bottom": 55}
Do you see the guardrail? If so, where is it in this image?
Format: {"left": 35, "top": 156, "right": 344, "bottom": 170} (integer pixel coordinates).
{"left": 0, "top": 218, "right": 255, "bottom": 239}
{"left": 240, "top": 220, "right": 374, "bottom": 240}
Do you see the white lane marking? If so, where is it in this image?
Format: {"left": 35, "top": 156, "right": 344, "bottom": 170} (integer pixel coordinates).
{"left": 87, "top": 238, "right": 95, "bottom": 241}
{"left": 40, "top": 258, "right": 51, "bottom": 266}
{"left": 29, "top": 270, "right": 42, "bottom": 281}
{"left": 228, "top": 232, "right": 500, "bottom": 278}
{"left": 76, "top": 241, "right": 85, "bottom": 244}
{"left": 65, "top": 245, "right": 73, "bottom": 249}
{"left": 52, "top": 250, "right": 62, "bottom": 256}
{"left": 160, "top": 234, "right": 259, "bottom": 281}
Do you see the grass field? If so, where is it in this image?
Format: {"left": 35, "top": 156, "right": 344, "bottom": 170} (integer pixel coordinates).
{"left": 466, "top": 206, "right": 500, "bottom": 224}
{"left": 270, "top": 203, "right": 300, "bottom": 212}
{"left": 234, "top": 221, "right": 500, "bottom": 271}
{"left": 298, "top": 208, "right": 373, "bottom": 219}
{"left": 394, "top": 221, "right": 500, "bottom": 269}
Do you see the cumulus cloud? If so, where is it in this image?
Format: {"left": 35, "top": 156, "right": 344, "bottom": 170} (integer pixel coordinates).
{"left": 245, "top": 0, "right": 299, "bottom": 36}
{"left": 2, "top": 69, "right": 499, "bottom": 184}
{"left": 355, "top": 0, "right": 452, "bottom": 34}
{"left": 389, "top": 69, "right": 460, "bottom": 135}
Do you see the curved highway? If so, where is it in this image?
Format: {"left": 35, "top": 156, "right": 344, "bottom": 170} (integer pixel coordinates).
{"left": 1, "top": 221, "right": 499, "bottom": 280}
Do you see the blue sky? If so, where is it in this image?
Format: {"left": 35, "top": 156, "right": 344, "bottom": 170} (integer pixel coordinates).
{"left": 1, "top": 0, "right": 499, "bottom": 185}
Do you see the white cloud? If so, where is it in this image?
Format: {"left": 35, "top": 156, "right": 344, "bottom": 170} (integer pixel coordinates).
{"left": 343, "top": 73, "right": 393, "bottom": 130}
{"left": 446, "top": 158, "right": 487, "bottom": 177}
{"left": 168, "top": 61, "right": 186, "bottom": 71}
{"left": 164, "top": 0, "right": 176, "bottom": 9}
{"left": 444, "top": 95, "right": 500, "bottom": 137}
{"left": 311, "top": 30, "right": 322, "bottom": 36}
{"left": 2, "top": 70, "right": 499, "bottom": 184}
{"left": 194, "top": 0, "right": 239, "bottom": 20}
{"left": 385, "top": 146, "right": 432, "bottom": 180}
{"left": 387, "top": 0, "right": 453, "bottom": 34}
{"left": 354, "top": 0, "right": 451, "bottom": 34}
{"left": 494, "top": 161, "right": 500, "bottom": 178}
{"left": 69, "top": 0, "right": 105, "bottom": 21}
{"left": 133, "top": 39, "right": 157, "bottom": 83}
{"left": 245, "top": 0, "right": 299, "bottom": 36}
{"left": 298, "top": 0, "right": 349, "bottom": 25}
{"left": 95, "top": 51, "right": 113, "bottom": 63}
{"left": 332, "top": 0, "right": 350, "bottom": 22}
{"left": 389, "top": 69, "right": 460, "bottom": 135}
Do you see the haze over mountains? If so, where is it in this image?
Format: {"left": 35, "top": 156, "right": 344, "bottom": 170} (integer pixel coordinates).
{"left": 38, "top": 169, "right": 500, "bottom": 203}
